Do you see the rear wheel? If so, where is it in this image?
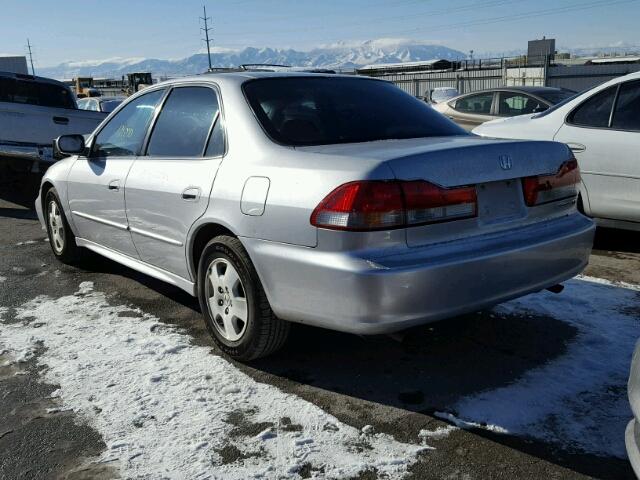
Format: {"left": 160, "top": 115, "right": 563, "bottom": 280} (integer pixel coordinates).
{"left": 197, "top": 235, "right": 289, "bottom": 361}
{"left": 45, "top": 188, "right": 83, "bottom": 264}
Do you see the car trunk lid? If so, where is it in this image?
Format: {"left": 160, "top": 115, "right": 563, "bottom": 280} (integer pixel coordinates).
{"left": 300, "top": 136, "right": 575, "bottom": 248}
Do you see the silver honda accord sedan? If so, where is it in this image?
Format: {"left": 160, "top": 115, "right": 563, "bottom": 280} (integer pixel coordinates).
{"left": 36, "top": 72, "right": 595, "bottom": 360}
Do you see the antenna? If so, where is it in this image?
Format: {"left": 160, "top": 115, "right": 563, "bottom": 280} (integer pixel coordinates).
{"left": 200, "top": 5, "right": 213, "bottom": 72}
{"left": 26, "top": 38, "right": 35, "bottom": 75}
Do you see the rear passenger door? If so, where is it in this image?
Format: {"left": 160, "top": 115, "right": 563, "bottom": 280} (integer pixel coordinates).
{"left": 554, "top": 80, "right": 640, "bottom": 223}
{"left": 124, "top": 85, "right": 226, "bottom": 279}
{"left": 448, "top": 92, "right": 496, "bottom": 130}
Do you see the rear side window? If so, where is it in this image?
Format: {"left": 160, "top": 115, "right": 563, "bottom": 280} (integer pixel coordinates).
{"left": 453, "top": 93, "right": 494, "bottom": 114}
{"left": 611, "top": 80, "right": 640, "bottom": 131}
{"left": 0, "top": 77, "right": 75, "bottom": 109}
{"left": 147, "top": 87, "right": 221, "bottom": 157}
{"left": 92, "top": 89, "right": 165, "bottom": 157}
{"left": 498, "top": 92, "right": 545, "bottom": 116}
{"left": 243, "top": 77, "right": 465, "bottom": 146}
{"left": 568, "top": 86, "right": 617, "bottom": 128}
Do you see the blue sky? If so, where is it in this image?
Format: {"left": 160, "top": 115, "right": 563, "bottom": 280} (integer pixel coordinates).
{"left": 1, "top": 0, "right": 638, "bottom": 67}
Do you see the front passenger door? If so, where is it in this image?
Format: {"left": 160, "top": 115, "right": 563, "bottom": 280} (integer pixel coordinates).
{"left": 67, "top": 89, "right": 165, "bottom": 256}
{"left": 124, "top": 85, "right": 226, "bottom": 279}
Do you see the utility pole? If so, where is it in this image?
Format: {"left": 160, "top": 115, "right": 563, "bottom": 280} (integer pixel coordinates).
{"left": 200, "top": 6, "right": 213, "bottom": 72}
{"left": 26, "top": 38, "right": 35, "bottom": 75}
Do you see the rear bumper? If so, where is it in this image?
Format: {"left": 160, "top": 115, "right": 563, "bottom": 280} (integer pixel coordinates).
{"left": 0, "top": 141, "right": 54, "bottom": 163}
{"left": 242, "top": 213, "right": 595, "bottom": 334}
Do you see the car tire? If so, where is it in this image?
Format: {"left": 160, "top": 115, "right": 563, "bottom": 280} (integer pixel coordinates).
{"left": 44, "top": 188, "right": 83, "bottom": 265}
{"left": 197, "top": 235, "right": 289, "bottom": 361}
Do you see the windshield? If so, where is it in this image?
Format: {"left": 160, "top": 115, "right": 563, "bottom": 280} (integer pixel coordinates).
{"left": 536, "top": 89, "right": 576, "bottom": 105}
{"left": 431, "top": 88, "right": 458, "bottom": 103}
{"left": 100, "top": 99, "right": 123, "bottom": 113}
{"left": 0, "top": 78, "right": 76, "bottom": 109}
{"left": 243, "top": 77, "right": 466, "bottom": 146}
{"left": 532, "top": 91, "right": 581, "bottom": 119}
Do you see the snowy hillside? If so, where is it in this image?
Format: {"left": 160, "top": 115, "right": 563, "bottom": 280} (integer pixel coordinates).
{"left": 38, "top": 38, "right": 466, "bottom": 79}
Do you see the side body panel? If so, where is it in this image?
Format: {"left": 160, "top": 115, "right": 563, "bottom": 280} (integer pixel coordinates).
{"left": 67, "top": 156, "right": 139, "bottom": 257}
{"left": 125, "top": 157, "right": 222, "bottom": 278}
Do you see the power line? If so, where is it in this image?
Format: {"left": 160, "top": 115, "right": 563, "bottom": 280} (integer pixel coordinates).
{"left": 200, "top": 5, "right": 214, "bottom": 71}
{"left": 26, "top": 38, "right": 35, "bottom": 75}
{"left": 215, "top": 0, "right": 636, "bottom": 45}
{"left": 218, "top": 0, "right": 525, "bottom": 37}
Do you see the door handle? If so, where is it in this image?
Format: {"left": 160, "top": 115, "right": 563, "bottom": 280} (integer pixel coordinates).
{"left": 567, "top": 143, "right": 586, "bottom": 154}
{"left": 53, "top": 116, "right": 69, "bottom": 125}
{"left": 108, "top": 180, "right": 120, "bottom": 191}
{"left": 182, "top": 187, "right": 200, "bottom": 201}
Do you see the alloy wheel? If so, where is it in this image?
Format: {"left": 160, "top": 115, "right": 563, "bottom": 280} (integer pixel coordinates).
{"left": 48, "top": 200, "right": 65, "bottom": 254}
{"left": 205, "top": 258, "right": 248, "bottom": 342}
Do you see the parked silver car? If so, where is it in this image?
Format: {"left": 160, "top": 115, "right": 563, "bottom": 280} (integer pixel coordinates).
{"left": 36, "top": 73, "right": 595, "bottom": 360}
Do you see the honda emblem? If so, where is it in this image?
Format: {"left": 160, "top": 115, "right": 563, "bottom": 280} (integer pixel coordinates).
{"left": 499, "top": 155, "right": 513, "bottom": 170}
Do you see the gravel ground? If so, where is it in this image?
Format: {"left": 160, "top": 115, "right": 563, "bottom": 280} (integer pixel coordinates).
{"left": 0, "top": 169, "right": 638, "bottom": 479}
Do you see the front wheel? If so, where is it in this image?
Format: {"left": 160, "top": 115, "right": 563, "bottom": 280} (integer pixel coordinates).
{"left": 197, "top": 235, "right": 289, "bottom": 361}
{"left": 44, "top": 188, "right": 83, "bottom": 264}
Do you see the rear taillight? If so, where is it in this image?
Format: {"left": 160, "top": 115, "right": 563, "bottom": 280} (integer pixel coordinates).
{"left": 522, "top": 159, "right": 580, "bottom": 207}
{"left": 310, "top": 180, "right": 477, "bottom": 231}
{"left": 310, "top": 181, "right": 404, "bottom": 231}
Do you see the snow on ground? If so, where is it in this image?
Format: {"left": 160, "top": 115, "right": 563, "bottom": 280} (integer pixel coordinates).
{"left": 0, "top": 282, "right": 425, "bottom": 479}
{"left": 454, "top": 276, "right": 640, "bottom": 459}
{"left": 0, "top": 275, "right": 5, "bottom": 283}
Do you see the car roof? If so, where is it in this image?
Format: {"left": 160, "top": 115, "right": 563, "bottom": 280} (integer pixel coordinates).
{"left": 462, "top": 86, "right": 572, "bottom": 95}
{"left": 153, "top": 71, "right": 378, "bottom": 88}
{"left": 0, "top": 70, "right": 69, "bottom": 88}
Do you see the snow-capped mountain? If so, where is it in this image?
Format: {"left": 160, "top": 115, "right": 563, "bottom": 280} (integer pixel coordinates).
{"left": 38, "top": 39, "right": 466, "bottom": 79}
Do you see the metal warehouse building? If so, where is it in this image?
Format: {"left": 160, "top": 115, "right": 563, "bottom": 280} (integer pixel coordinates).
{"left": 357, "top": 42, "right": 640, "bottom": 98}
{"left": 0, "top": 56, "right": 29, "bottom": 75}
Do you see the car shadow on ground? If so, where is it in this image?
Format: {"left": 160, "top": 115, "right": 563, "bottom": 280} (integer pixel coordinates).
{"left": 248, "top": 313, "right": 633, "bottom": 479}
{"left": 594, "top": 226, "right": 640, "bottom": 255}
{"left": 0, "top": 163, "right": 43, "bottom": 210}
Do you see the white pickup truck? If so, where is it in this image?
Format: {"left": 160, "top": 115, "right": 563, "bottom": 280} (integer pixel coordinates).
{"left": 0, "top": 71, "right": 107, "bottom": 168}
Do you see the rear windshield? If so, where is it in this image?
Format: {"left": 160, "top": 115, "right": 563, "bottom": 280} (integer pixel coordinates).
{"left": 243, "top": 77, "right": 466, "bottom": 146}
{"left": 532, "top": 91, "right": 581, "bottom": 119}
{"left": 0, "top": 77, "right": 76, "bottom": 109}
{"left": 536, "top": 89, "right": 576, "bottom": 105}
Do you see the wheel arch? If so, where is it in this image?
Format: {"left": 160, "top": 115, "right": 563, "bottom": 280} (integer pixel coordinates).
{"left": 188, "top": 221, "right": 238, "bottom": 281}
{"left": 40, "top": 180, "right": 55, "bottom": 213}
{"left": 578, "top": 181, "right": 592, "bottom": 215}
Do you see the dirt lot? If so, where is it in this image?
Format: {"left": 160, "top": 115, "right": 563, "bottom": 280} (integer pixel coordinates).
{"left": 0, "top": 169, "right": 638, "bottom": 479}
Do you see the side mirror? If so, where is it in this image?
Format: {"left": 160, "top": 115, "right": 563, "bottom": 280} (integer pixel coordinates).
{"left": 54, "top": 134, "right": 85, "bottom": 159}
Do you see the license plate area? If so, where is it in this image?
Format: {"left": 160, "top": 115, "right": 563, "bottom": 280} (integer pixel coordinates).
{"left": 477, "top": 180, "right": 525, "bottom": 225}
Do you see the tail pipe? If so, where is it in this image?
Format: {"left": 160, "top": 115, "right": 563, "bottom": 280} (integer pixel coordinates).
{"left": 546, "top": 284, "right": 565, "bottom": 294}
